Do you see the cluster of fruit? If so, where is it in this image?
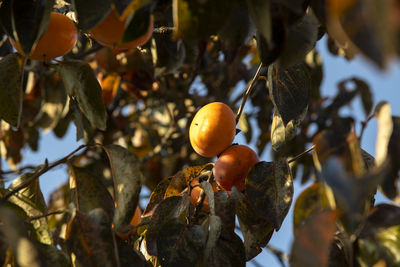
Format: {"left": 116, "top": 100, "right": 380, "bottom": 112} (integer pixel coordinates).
{"left": 188, "top": 102, "right": 259, "bottom": 210}
{"left": 11, "top": 9, "right": 152, "bottom": 61}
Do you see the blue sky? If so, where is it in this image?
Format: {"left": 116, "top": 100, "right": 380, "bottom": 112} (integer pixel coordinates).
{"left": 3, "top": 35, "right": 400, "bottom": 266}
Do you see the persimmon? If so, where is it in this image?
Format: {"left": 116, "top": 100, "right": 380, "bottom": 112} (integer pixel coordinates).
{"left": 115, "top": 206, "right": 142, "bottom": 239}
{"left": 189, "top": 102, "right": 236, "bottom": 157}
{"left": 213, "top": 145, "right": 259, "bottom": 191}
{"left": 89, "top": 8, "right": 153, "bottom": 50}
{"left": 189, "top": 178, "right": 220, "bottom": 210}
{"left": 99, "top": 73, "right": 120, "bottom": 106}
{"left": 11, "top": 12, "right": 77, "bottom": 61}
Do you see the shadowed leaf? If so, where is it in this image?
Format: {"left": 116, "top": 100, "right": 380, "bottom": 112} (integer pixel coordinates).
{"left": 157, "top": 219, "right": 205, "bottom": 267}
{"left": 0, "top": 0, "right": 54, "bottom": 54}
{"left": 143, "top": 176, "right": 172, "bottom": 217}
{"left": 72, "top": 0, "right": 112, "bottom": 30}
{"left": 65, "top": 209, "right": 118, "bottom": 267}
{"left": 122, "top": 3, "right": 154, "bottom": 43}
{"left": 104, "top": 144, "right": 142, "bottom": 231}
{"left": 246, "top": 0, "right": 271, "bottom": 43}
{"left": 268, "top": 62, "right": 310, "bottom": 126}
{"left": 206, "top": 232, "right": 246, "bottom": 267}
{"left": 0, "top": 53, "right": 23, "bottom": 127}
{"left": 69, "top": 165, "right": 114, "bottom": 219}
{"left": 145, "top": 196, "right": 189, "bottom": 256}
{"left": 290, "top": 210, "right": 338, "bottom": 267}
{"left": 246, "top": 160, "right": 293, "bottom": 230}
{"left": 56, "top": 59, "right": 107, "bottom": 130}
{"left": 116, "top": 238, "right": 151, "bottom": 267}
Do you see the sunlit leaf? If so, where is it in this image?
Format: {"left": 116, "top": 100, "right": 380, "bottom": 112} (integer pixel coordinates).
{"left": 56, "top": 59, "right": 107, "bottom": 131}
{"left": 0, "top": 53, "right": 23, "bottom": 127}
{"left": 103, "top": 144, "right": 142, "bottom": 231}
{"left": 290, "top": 210, "right": 338, "bottom": 267}
{"left": 271, "top": 109, "right": 297, "bottom": 151}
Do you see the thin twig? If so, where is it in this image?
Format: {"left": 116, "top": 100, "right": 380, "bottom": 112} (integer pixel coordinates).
{"left": 358, "top": 113, "right": 374, "bottom": 142}
{"left": 288, "top": 145, "right": 315, "bottom": 164}
{"left": 153, "top": 27, "right": 175, "bottom": 35}
{"left": 1, "top": 144, "right": 86, "bottom": 202}
{"left": 26, "top": 210, "right": 67, "bottom": 222}
{"left": 266, "top": 245, "right": 288, "bottom": 267}
{"left": 236, "top": 63, "right": 263, "bottom": 124}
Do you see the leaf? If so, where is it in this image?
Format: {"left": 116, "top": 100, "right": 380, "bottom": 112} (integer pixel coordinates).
{"left": 271, "top": 109, "right": 297, "bottom": 151}
{"left": 204, "top": 215, "right": 222, "bottom": 260}
{"left": 246, "top": 160, "right": 294, "bottom": 230}
{"left": 8, "top": 172, "right": 53, "bottom": 245}
{"left": 143, "top": 176, "right": 173, "bottom": 217}
{"left": 111, "top": 0, "right": 134, "bottom": 16}
{"left": 71, "top": 0, "right": 112, "bottom": 30}
{"left": 238, "top": 112, "right": 252, "bottom": 144}
{"left": 206, "top": 232, "right": 246, "bottom": 267}
{"left": 290, "top": 210, "right": 338, "bottom": 267}
{"left": 103, "top": 144, "right": 142, "bottom": 231}
{"left": 0, "top": 206, "right": 45, "bottom": 267}
{"left": 321, "top": 157, "right": 386, "bottom": 233}
{"left": 55, "top": 59, "right": 107, "bottom": 130}
{"left": 277, "top": 12, "right": 319, "bottom": 69}
{"left": 36, "top": 71, "right": 68, "bottom": 132}
{"left": 116, "top": 238, "right": 151, "bottom": 267}
{"left": 0, "top": 53, "right": 23, "bottom": 127}
{"left": 256, "top": 20, "right": 285, "bottom": 66}
{"left": 65, "top": 209, "right": 118, "bottom": 267}
{"left": 68, "top": 164, "right": 115, "bottom": 219}
{"left": 246, "top": 0, "right": 272, "bottom": 44}
{"left": 359, "top": 204, "right": 400, "bottom": 238}
{"left": 292, "top": 183, "right": 331, "bottom": 234}
{"left": 1, "top": 0, "right": 54, "bottom": 54}
{"left": 354, "top": 78, "right": 373, "bottom": 117}
{"left": 69, "top": 96, "right": 93, "bottom": 141}
{"left": 156, "top": 219, "right": 205, "bottom": 267}
{"left": 173, "top": 0, "right": 232, "bottom": 41}
{"left": 268, "top": 62, "right": 310, "bottom": 125}
{"left": 145, "top": 196, "right": 188, "bottom": 256}
{"left": 122, "top": 3, "right": 154, "bottom": 43}
{"left": 36, "top": 243, "right": 71, "bottom": 267}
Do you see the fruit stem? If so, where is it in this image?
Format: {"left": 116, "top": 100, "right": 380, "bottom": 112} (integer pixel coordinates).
{"left": 236, "top": 63, "right": 263, "bottom": 125}
{"left": 288, "top": 145, "right": 315, "bottom": 164}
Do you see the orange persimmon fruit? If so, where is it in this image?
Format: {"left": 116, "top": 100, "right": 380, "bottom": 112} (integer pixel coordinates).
{"left": 213, "top": 145, "right": 259, "bottom": 191}
{"left": 11, "top": 12, "right": 77, "bottom": 61}
{"left": 189, "top": 102, "right": 236, "bottom": 157}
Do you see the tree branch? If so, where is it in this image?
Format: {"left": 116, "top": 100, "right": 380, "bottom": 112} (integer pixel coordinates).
{"left": 288, "top": 145, "right": 315, "bottom": 164}
{"left": 0, "top": 144, "right": 86, "bottom": 202}
{"left": 26, "top": 210, "right": 67, "bottom": 222}
{"left": 236, "top": 63, "right": 263, "bottom": 124}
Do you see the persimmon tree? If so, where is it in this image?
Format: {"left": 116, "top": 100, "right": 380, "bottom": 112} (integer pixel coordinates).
{"left": 0, "top": 0, "right": 399, "bottom": 266}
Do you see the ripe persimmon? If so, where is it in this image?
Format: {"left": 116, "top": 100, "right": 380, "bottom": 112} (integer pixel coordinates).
{"left": 213, "top": 145, "right": 259, "bottom": 191}
{"left": 189, "top": 102, "right": 236, "bottom": 157}
{"left": 115, "top": 206, "right": 142, "bottom": 239}
{"left": 11, "top": 12, "right": 77, "bottom": 61}
{"left": 89, "top": 8, "right": 153, "bottom": 51}
{"left": 189, "top": 178, "right": 220, "bottom": 210}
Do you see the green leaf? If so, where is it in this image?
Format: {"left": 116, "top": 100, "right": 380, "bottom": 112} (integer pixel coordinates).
{"left": 1, "top": 0, "right": 54, "bottom": 54}
{"left": 103, "top": 144, "right": 142, "bottom": 231}
{"left": 0, "top": 53, "right": 23, "bottom": 127}
{"left": 156, "top": 219, "right": 205, "bottom": 267}
{"left": 359, "top": 204, "right": 400, "bottom": 238}
{"left": 277, "top": 12, "right": 318, "bottom": 69}
{"left": 55, "top": 59, "right": 107, "bottom": 130}
{"left": 143, "top": 176, "right": 173, "bottom": 217}
{"left": 268, "top": 62, "right": 310, "bottom": 125}
{"left": 246, "top": 0, "right": 272, "bottom": 44}
{"left": 145, "top": 196, "right": 188, "bottom": 256}
{"left": 68, "top": 164, "right": 115, "bottom": 219}
{"left": 65, "top": 209, "right": 118, "bottom": 267}
{"left": 238, "top": 112, "right": 253, "bottom": 144}
{"left": 292, "top": 183, "right": 331, "bottom": 234}
{"left": 246, "top": 160, "right": 294, "bottom": 230}
{"left": 8, "top": 172, "right": 53, "bottom": 245}
{"left": 122, "top": 3, "right": 154, "bottom": 43}
{"left": 290, "top": 210, "right": 338, "bottom": 267}
{"left": 71, "top": 0, "right": 112, "bottom": 31}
